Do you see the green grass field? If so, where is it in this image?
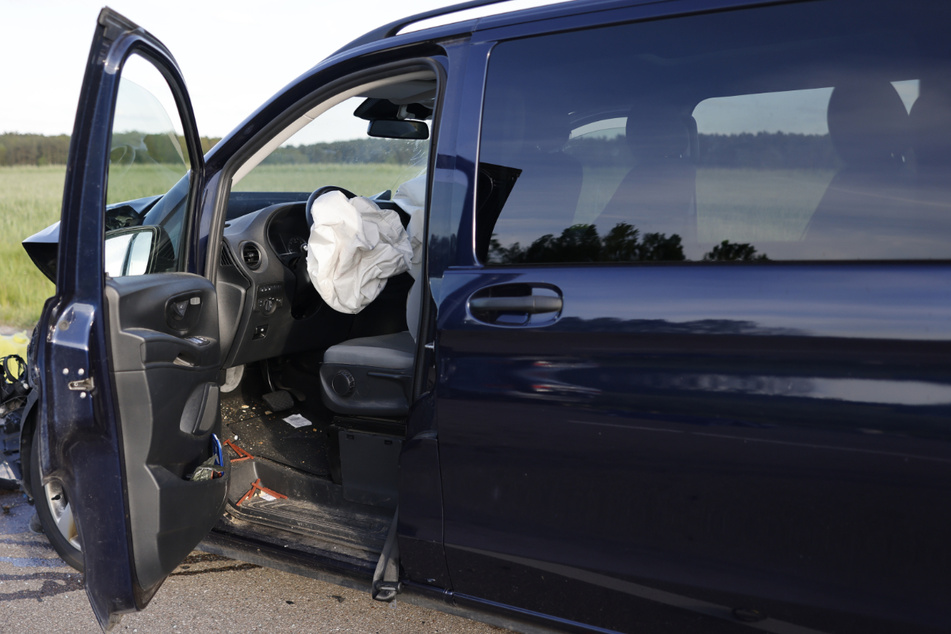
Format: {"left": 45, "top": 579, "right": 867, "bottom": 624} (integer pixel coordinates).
{"left": 696, "top": 168, "right": 834, "bottom": 243}
{"left": 0, "top": 163, "right": 832, "bottom": 328}
{"left": 0, "top": 166, "right": 64, "bottom": 327}
{"left": 233, "top": 163, "right": 425, "bottom": 195}
{"left": 0, "top": 162, "right": 425, "bottom": 328}
{"left": 574, "top": 166, "right": 834, "bottom": 243}
{"left": 0, "top": 162, "right": 180, "bottom": 328}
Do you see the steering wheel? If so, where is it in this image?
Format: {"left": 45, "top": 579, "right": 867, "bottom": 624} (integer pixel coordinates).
{"left": 305, "top": 185, "right": 357, "bottom": 226}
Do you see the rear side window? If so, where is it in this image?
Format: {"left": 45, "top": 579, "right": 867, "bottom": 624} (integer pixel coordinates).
{"left": 477, "top": 1, "right": 951, "bottom": 264}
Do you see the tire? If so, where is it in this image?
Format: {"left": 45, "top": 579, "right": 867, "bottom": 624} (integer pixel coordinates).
{"left": 30, "top": 424, "right": 84, "bottom": 571}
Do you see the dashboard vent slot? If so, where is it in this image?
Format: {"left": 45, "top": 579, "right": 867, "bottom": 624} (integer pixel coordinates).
{"left": 242, "top": 243, "right": 262, "bottom": 270}
{"left": 220, "top": 245, "right": 235, "bottom": 267}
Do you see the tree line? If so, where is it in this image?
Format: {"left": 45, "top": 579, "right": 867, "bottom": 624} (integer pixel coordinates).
{"left": 260, "top": 138, "right": 427, "bottom": 166}
{"left": 567, "top": 131, "right": 839, "bottom": 170}
{"left": 0, "top": 133, "right": 71, "bottom": 166}
{"left": 0, "top": 133, "right": 222, "bottom": 167}
{"left": 2, "top": 131, "right": 838, "bottom": 170}
{"left": 0, "top": 133, "right": 425, "bottom": 167}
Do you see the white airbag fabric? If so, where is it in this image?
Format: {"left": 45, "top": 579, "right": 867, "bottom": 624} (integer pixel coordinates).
{"left": 392, "top": 174, "right": 426, "bottom": 280}
{"left": 306, "top": 191, "right": 412, "bottom": 314}
{"left": 392, "top": 174, "right": 427, "bottom": 339}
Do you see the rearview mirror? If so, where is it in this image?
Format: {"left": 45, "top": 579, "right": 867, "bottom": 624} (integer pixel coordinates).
{"left": 104, "top": 225, "right": 174, "bottom": 276}
{"left": 367, "top": 119, "right": 429, "bottom": 140}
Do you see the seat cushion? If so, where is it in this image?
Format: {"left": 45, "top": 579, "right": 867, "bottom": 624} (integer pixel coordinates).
{"left": 322, "top": 332, "right": 415, "bottom": 370}
{"left": 320, "top": 331, "right": 415, "bottom": 416}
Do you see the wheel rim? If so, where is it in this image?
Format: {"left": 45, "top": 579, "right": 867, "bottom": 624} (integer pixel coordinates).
{"left": 43, "top": 481, "right": 81, "bottom": 550}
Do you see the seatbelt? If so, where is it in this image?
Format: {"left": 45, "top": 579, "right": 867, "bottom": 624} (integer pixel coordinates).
{"left": 372, "top": 510, "right": 401, "bottom": 601}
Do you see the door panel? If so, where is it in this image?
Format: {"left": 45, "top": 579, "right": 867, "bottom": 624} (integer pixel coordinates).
{"left": 436, "top": 265, "right": 951, "bottom": 632}
{"left": 434, "top": 4, "right": 951, "bottom": 630}
{"left": 105, "top": 274, "right": 226, "bottom": 592}
{"left": 34, "top": 8, "right": 224, "bottom": 629}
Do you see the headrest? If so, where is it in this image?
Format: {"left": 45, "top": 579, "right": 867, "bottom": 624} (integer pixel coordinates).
{"left": 910, "top": 90, "right": 951, "bottom": 167}
{"left": 625, "top": 109, "right": 690, "bottom": 161}
{"left": 522, "top": 107, "right": 572, "bottom": 153}
{"left": 827, "top": 80, "right": 910, "bottom": 167}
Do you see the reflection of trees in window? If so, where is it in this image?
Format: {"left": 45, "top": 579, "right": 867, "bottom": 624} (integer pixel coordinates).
{"left": 703, "top": 240, "right": 768, "bottom": 262}
{"left": 488, "top": 222, "right": 767, "bottom": 264}
{"left": 489, "top": 222, "right": 685, "bottom": 263}
{"left": 564, "top": 133, "right": 839, "bottom": 169}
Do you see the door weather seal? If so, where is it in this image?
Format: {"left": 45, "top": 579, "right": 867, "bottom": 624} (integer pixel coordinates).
{"left": 371, "top": 510, "right": 401, "bottom": 601}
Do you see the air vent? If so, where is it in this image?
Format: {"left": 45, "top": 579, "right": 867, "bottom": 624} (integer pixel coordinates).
{"left": 220, "top": 245, "right": 235, "bottom": 267}
{"left": 242, "top": 243, "right": 262, "bottom": 270}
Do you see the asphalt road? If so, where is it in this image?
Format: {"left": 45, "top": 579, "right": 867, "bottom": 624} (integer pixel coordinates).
{"left": 0, "top": 488, "right": 508, "bottom": 634}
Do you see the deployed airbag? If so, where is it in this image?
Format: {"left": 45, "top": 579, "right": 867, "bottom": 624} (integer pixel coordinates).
{"left": 306, "top": 190, "right": 412, "bottom": 314}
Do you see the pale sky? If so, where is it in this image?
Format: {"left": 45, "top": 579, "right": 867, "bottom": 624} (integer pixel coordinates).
{"left": 4, "top": 1, "right": 912, "bottom": 140}
{"left": 0, "top": 0, "right": 527, "bottom": 138}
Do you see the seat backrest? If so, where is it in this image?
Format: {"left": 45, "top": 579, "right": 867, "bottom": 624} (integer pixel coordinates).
{"left": 826, "top": 80, "right": 910, "bottom": 170}
{"left": 476, "top": 95, "right": 584, "bottom": 258}
{"left": 391, "top": 174, "right": 427, "bottom": 340}
{"left": 597, "top": 108, "right": 697, "bottom": 242}
{"left": 911, "top": 89, "right": 951, "bottom": 184}
{"left": 804, "top": 80, "right": 912, "bottom": 245}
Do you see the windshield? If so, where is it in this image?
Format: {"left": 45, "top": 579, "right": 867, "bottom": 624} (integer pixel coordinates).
{"left": 232, "top": 91, "right": 432, "bottom": 198}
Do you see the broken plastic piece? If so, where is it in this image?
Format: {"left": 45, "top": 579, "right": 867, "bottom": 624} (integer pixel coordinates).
{"left": 0, "top": 354, "right": 28, "bottom": 411}
{"left": 223, "top": 439, "right": 253, "bottom": 462}
{"left": 236, "top": 478, "right": 288, "bottom": 506}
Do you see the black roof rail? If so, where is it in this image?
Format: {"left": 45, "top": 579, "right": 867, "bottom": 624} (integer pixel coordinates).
{"left": 334, "top": 0, "right": 523, "bottom": 55}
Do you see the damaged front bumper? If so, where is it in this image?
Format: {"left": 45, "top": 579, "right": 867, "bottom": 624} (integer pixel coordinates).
{"left": 0, "top": 404, "right": 23, "bottom": 490}
{"left": 1, "top": 352, "right": 30, "bottom": 491}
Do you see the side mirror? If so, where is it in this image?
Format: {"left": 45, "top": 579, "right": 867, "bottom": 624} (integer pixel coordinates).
{"left": 367, "top": 119, "right": 429, "bottom": 140}
{"left": 104, "top": 225, "right": 174, "bottom": 276}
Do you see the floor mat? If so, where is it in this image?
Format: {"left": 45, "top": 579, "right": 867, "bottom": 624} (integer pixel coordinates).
{"left": 225, "top": 410, "right": 331, "bottom": 478}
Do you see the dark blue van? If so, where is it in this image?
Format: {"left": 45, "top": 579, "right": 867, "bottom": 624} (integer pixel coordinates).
{"left": 16, "top": 0, "right": 951, "bottom": 631}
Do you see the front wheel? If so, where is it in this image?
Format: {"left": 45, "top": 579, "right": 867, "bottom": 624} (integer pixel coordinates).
{"left": 30, "top": 424, "right": 84, "bottom": 571}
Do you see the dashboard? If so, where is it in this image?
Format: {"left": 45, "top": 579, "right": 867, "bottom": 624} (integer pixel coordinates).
{"left": 216, "top": 192, "right": 411, "bottom": 369}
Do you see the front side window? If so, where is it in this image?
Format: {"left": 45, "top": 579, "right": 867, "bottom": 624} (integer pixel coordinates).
{"left": 105, "top": 54, "right": 192, "bottom": 275}
{"left": 479, "top": 1, "right": 951, "bottom": 264}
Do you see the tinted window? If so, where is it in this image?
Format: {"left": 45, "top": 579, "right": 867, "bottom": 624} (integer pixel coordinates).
{"left": 478, "top": 1, "right": 951, "bottom": 264}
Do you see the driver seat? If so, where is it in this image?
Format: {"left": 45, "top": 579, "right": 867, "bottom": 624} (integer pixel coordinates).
{"left": 319, "top": 331, "right": 415, "bottom": 417}
{"left": 313, "top": 181, "right": 425, "bottom": 418}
